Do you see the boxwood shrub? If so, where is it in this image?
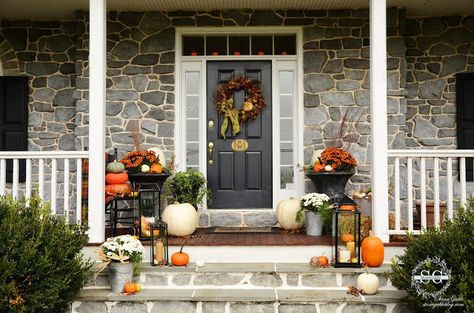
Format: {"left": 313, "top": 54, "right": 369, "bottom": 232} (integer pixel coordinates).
{"left": 390, "top": 201, "right": 474, "bottom": 313}
{"left": 0, "top": 195, "right": 91, "bottom": 313}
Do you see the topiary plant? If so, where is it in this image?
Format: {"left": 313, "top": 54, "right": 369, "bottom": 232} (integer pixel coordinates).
{"left": 165, "top": 169, "right": 210, "bottom": 209}
{"left": 0, "top": 195, "right": 91, "bottom": 313}
{"left": 389, "top": 200, "right": 474, "bottom": 312}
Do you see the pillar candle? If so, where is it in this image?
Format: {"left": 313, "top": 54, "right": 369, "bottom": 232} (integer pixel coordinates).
{"left": 346, "top": 241, "right": 355, "bottom": 254}
{"left": 154, "top": 240, "right": 164, "bottom": 265}
{"left": 339, "top": 250, "right": 351, "bottom": 263}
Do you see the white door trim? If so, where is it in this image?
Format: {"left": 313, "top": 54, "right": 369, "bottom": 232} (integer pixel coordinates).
{"left": 175, "top": 26, "right": 304, "bottom": 211}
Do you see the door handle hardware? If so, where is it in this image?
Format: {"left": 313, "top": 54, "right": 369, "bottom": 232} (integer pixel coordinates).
{"left": 208, "top": 142, "right": 214, "bottom": 165}
{"left": 208, "top": 120, "right": 214, "bottom": 128}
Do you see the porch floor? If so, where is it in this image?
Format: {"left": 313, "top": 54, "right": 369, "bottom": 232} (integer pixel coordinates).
{"left": 106, "top": 227, "right": 406, "bottom": 246}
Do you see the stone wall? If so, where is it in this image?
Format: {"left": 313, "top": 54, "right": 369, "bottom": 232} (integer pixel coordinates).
{"left": 405, "top": 16, "right": 474, "bottom": 148}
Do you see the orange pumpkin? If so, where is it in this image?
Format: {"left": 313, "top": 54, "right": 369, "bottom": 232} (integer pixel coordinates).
{"left": 341, "top": 233, "right": 355, "bottom": 243}
{"left": 361, "top": 231, "right": 384, "bottom": 267}
{"left": 313, "top": 163, "right": 325, "bottom": 173}
{"left": 105, "top": 172, "right": 128, "bottom": 185}
{"left": 171, "top": 240, "right": 190, "bottom": 266}
{"left": 310, "top": 255, "right": 329, "bottom": 268}
{"left": 105, "top": 183, "right": 132, "bottom": 196}
{"left": 123, "top": 282, "right": 138, "bottom": 294}
{"left": 150, "top": 163, "right": 163, "bottom": 174}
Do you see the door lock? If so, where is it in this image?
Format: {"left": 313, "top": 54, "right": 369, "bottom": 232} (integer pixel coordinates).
{"left": 208, "top": 142, "right": 214, "bottom": 165}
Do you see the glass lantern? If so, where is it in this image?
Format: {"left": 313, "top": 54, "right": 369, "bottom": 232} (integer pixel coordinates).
{"left": 137, "top": 184, "right": 161, "bottom": 240}
{"left": 332, "top": 196, "right": 361, "bottom": 268}
{"left": 150, "top": 219, "right": 169, "bottom": 266}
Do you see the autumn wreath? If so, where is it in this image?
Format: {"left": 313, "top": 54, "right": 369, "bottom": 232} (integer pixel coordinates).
{"left": 216, "top": 76, "right": 266, "bottom": 139}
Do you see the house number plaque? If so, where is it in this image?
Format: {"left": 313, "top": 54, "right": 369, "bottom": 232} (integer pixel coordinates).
{"left": 231, "top": 139, "right": 248, "bottom": 152}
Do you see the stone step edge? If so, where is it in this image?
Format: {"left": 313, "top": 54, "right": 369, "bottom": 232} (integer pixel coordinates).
{"left": 77, "top": 288, "right": 407, "bottom": 304}
{"left": 91, "top": 262, "right": 392, "bottom": 274}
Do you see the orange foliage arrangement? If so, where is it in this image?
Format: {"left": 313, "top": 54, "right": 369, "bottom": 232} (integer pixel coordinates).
{"left": 120, "top": 150, "right": 158, "bottom": 173}
{"left": 320, "top": 147, "right": 357, "bottom": 172}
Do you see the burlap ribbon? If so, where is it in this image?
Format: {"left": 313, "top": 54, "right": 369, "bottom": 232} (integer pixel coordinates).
{"left": 93, "top": 249, "right": 131, "bottom": 280}
{"left": 220, "top": 98, "right": 240, "bottom": 139}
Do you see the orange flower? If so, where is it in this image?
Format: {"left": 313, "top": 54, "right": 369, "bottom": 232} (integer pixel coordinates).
{"left": 320, "top": 147, "right": 357, "bottom": 172}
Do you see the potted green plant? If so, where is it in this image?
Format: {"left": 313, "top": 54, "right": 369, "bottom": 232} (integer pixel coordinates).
{"left": 162, "top": 169, "right": 208, "bottom": 236}
{"left": 96, "top": 235, "right": 144, "bottom": 293}
{"left": 296, "top": 193, "right": 333, "bottom": 236}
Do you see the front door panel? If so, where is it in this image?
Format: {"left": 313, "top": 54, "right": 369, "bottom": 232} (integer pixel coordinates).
{"left": 207, "top": 61, "right": 272, "bottom": 208}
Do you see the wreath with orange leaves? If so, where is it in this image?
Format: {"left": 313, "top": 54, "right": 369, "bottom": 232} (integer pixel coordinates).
{"left": 216, "top": 76, "right": 266, "bottom": 139}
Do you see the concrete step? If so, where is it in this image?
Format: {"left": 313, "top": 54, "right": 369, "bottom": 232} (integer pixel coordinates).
{"left": 73, "top": 289, "right": 410, "bottom": 313}
{"left": 74, "top": 263, "right": 412, "bottom": 313}
{"left": 86, "top": 263, "right": 395, "bottom": 291}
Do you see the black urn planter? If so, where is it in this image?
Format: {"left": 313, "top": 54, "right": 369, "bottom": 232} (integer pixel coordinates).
{"left": 306, "top": 171, "right": 354, "bottom": 202}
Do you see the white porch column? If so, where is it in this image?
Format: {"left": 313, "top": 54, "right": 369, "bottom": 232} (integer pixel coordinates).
{"left": 370, "top": 0, "right": 389, "bottom": 242}
{"left": 88, "top": 0, "right": 107, "bottom": 243}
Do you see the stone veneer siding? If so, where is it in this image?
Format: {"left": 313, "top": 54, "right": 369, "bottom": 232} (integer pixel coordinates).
{"left": 405, "top": 16, "right": 474, "bottom": 148}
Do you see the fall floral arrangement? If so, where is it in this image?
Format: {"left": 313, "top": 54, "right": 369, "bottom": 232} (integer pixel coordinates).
{"left": 97, "top": 235, "right": 144, "bottom": 264}
{"left": 296, "top": 193, "right": 333, "bottom": 223}
{"left": 311, "top": 147, "right": 357, "bottom": 173}
{"left": 120, "top": 149, "right": 170, "bottom": 174}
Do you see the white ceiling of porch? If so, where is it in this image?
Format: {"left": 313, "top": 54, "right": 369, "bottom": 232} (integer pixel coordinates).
{"left": 0, "top": 0, "right": 473, "bottom": 20}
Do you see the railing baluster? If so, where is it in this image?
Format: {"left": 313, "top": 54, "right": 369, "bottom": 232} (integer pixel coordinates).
{"left": 407, "top": 157, "right": 413, "bottom": 232}
{"left": 420, "top": 157, "right": 427, "bottom": 229}
{"left": 447, "top": 157, "right": 454, "bottom": 219}
{"left": 460, "top": 157, "right": 467, "bottom": 207}
{"left": 394, "top": 157, "right": 400, "bottom": 231}
{"left": 76, "top": 158, "right": 83, "bottom": 224}
{"left": 25, "top": 159, "right": 32, "bottom": 199}
{"left": 0, "top": 159, "right": 5, "bottom": 196}
{"left": 433, "top": 157, "right": 440, "bottom": 227}
{"left": 12, "top": 159, "right": 19, "bottom": 198}
{"left": 39, "top": 158, "right": 44, "bottom": 200}
{"left": 51, "top": 159, "right": 57, "bottom": 214}
{"left": 64, "top": 159, "right": 70, "bottom": 222}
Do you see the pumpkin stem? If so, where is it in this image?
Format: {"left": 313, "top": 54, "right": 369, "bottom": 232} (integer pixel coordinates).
{"left": 179, "top": 239, "right": 189, "bottom": 253}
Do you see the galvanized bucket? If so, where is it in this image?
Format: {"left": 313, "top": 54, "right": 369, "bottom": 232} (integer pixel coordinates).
{"left": 108, "top": 262, "right": 134, "bottom": 293}
{"left": 305, "top": 211, "right": 323, "bottom": 236}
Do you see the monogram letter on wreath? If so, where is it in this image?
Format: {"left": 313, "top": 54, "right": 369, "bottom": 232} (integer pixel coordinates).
{"left": 216, "top": 76, "right": 266, "bottom": 139}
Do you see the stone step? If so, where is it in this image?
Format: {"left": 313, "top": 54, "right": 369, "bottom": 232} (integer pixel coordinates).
{"left": 86, "top": 263, "right": 395, "bottom": 291}
{"left": 72, "top": 289, "right": 411, "bottom": 313}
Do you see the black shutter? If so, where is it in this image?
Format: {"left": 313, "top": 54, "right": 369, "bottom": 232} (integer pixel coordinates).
{"left": 0, "top": 76, "right": 29, "bottom": 182}
{"left": 456, "top": 73, "right": 474, "bottom": 181}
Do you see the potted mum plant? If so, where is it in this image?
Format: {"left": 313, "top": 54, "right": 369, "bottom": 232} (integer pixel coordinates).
{"left": 96, "top": 235, "right": 144, "bottom": 292}
{"left": 306, "top": 147, "right": 357, "bottom": 201}
{"left": 296, "top": 193, "right": 333, "bottom": 236}
{"left": 162, "top": 169, "right": 208, "bottom": 236}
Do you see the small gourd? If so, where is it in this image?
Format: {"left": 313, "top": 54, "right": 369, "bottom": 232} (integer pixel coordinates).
{"left": 324, "top": 164, "right": 334, "bottom": 172}
{"left": 141, "top": 164, "right": 150, "bottom": 173}
{"left": 313, "top": 163, "right": 325, "bottom": 173}
{"left": 341, "top": 233, "right": 355, "bottom": 243}
{"left": 361, "top": 231, "right": 384, "bottom": 267}
{"left": 150, "top": 163, "right": 163, "bottom": 174}
{"left": 171, "top": 240, "right": 190, "bottom": 266}
{"left": 106, "top": 160, "right": 125, "bottom": 173}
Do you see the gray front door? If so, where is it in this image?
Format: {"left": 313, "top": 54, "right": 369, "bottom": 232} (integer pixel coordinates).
{"left": 207, "top": 61, "right": 272, "bottom": 209}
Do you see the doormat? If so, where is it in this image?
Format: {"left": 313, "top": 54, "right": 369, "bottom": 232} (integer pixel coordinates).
{"left": 208, "top": 227, "right": 280, "bottom": 234}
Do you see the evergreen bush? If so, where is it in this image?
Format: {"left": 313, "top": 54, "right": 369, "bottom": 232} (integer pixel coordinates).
{"left": 389, "top": 201, "right": 474, "bottom": 313}
{"left": 0, "top": 195, "right": 91, "bottom": 313}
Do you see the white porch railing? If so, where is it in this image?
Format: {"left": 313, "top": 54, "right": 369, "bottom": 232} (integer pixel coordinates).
{"left": 387, "top": 149, "right": 474, "bottom": 235}
{"left": 0, "top": 151, "right": 89, "bottom": 223}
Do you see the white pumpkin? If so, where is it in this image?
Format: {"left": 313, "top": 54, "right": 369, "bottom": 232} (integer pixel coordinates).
{"left": 148, "top": 147, "right": 166, "bottom": 166}
{"left": 276, "top": 197, "right": 304, "bottom": 230}
{"left": 141, "top": 164, "right": 150, "bottom": 173}
{"left": 162, "top": 202, "right": 198, "bottom": 236}
{"left": 357, "top": 272, "right": 379, "bottom": 295}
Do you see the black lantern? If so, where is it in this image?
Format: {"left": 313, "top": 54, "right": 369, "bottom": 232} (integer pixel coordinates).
{"left": 150, "top": 219, "right": 169, "bottom": 266}
{"left": 136, "top": 184, "right": 161, "bottom": 240}
{"left": 332, "top": 196, "right": 361, "bottom": 268}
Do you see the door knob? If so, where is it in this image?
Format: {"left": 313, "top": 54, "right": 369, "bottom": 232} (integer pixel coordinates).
{"left": 208, "top": 142, "right": 214, "bottom": 165}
